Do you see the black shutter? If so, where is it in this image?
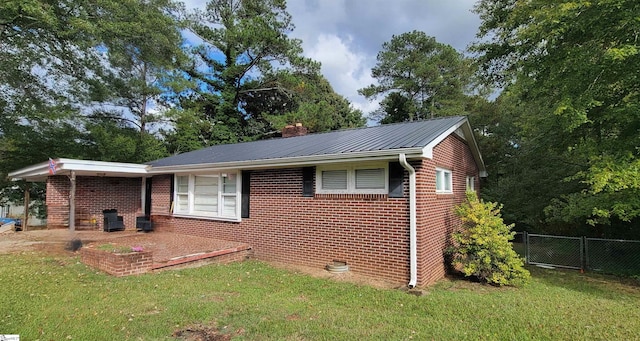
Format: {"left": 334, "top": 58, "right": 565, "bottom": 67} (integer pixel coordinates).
{"left": 302, "top": 167, "right": 315, "bottom": 197}
{"left": 241, "top": 171, "right": 251, "bottom": 218}
{"left": 169, "top": 174, "right": 175, "bottom": 211}
{"left": 388, "top": 162, "right": 405, "bottom": 198}
{"left": 144, "top": 177, "right": 152, "bottom": 217}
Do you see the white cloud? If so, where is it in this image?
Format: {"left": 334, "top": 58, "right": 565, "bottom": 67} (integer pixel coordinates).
{"left": 181, "top": 0, "right": 482, "bottom": 122}
{"left": 304, "top": 34, "right": 377, "bottom": 113}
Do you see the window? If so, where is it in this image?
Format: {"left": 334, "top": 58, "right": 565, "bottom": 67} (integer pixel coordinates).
{"left": 173, "top": 172, "right": 240, "bottom": 220}
{"left": 436, "top": 168, "right": 452, "bottom": 193}
{"left": 317, "top": 163, "right": 387, "bottom": 194}
{"left": 175, "top": 175, "right": 189, "bottom": 214}
{"left": 221, "top": 174, "right": 237, "bottom": 217}
{"left": 321, "top": 170, "right": 348, "bottom": 190}
{"left": 193, "top": 175, "right": 218, "bottom": 215}
{"left": 355, "top": 168, "right": 385, "bottom": 189}
{"left": 466, "top": 176, "right": 475, "bottom": 192}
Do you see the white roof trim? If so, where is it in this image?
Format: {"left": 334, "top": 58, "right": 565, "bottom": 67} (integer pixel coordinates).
{"left": 8, "top": 158, "right": 150, "bottom": 182}
{"left": 421, "top": 118, "right": 487, "bottom": 177}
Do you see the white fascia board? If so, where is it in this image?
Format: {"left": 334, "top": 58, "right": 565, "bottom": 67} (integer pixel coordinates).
{"left": 8, "top": 158, "right": 149, "bottom": 181}
{"left": 7, "top": 160, "right": 51, "bottom": 180}
{"left": 57, "top": 159, "right": 149, "bottom": 174}
{"left": 147, "top": 148, "right": 425, "bottom": 174}
{"left": 420, "top": 118, "right": 488, "bottom": 177}
{"left": 421, "top": 119, "right": 468, "bottom": 159}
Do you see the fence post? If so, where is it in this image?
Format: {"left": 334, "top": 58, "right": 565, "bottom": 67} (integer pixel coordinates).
{"left": 524, "top": 231, "right": 529, "bottom": 265}
{"left": 582, "top": 236, "right": 588, "bottom": 272}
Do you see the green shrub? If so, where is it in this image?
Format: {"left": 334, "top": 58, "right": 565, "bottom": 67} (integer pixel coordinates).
{"left": 448, "top": 192, "right": 530, "bottom": 286}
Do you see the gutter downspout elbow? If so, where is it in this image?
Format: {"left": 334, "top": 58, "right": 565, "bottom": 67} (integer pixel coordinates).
{"left": 399, "top": 154, "right": 417, "bottom": 289}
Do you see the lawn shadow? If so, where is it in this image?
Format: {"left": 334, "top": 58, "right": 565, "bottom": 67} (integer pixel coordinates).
{"left": 528, "top": 265, "right": 640, "bottom": 299}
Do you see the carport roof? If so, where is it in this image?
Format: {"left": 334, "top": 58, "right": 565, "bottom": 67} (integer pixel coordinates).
{"left": 8, "top": 159, "right": 149, "bottom": 182}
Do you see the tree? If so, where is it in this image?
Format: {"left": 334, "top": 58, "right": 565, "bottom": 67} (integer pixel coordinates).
{"left": 472, "top": 0, "right": 640, "bottom": 228}
{"left": 472, "top": 84, "right": 585, "bottom": 233}
{"left": 183, "top": 0, "right": 316, "bottom": 143}
{"left": 172, "top": 0, "right": 364, "bottom": 147}
{"left": 259, "top": 70, "right": 365, "bottom": 133}
{"left": 86, "top": 0, "right": 188, "bottom": 135}
{"left": 359, "top": 30, "right": 471, "bottom": 123}
{"left": 0, "top": 0, "right": 181, "bottom": 218}
{"left": 83, "top": 117, "right": 168, "bottom": 163}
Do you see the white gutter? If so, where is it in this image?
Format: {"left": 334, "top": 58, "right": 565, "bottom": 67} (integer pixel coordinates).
{"left": 399, "top": 153, "right": 417, "bottom": 288}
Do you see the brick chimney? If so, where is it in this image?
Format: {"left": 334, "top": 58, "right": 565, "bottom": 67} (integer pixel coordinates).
{"left": 282, "top": 123, "right": 308, "bottom": 138}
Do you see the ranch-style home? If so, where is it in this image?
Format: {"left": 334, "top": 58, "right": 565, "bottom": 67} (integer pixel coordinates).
{"left": 9, "top": 115, "right": 486, "bottom": 287}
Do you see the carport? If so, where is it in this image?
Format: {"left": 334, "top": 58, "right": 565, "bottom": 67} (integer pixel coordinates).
{"left": 8, "top": 158, "right": 149, "bottom": 231}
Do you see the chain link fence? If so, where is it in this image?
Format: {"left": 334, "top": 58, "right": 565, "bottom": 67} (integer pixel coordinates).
{"left": 586, "top": 238, "right": 640, "bottom": 276}
{"left": 512, "top": 232, "right": 640, "bottom": 275}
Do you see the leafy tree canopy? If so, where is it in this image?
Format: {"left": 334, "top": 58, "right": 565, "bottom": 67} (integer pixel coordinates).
{"left": 170, "top": 0, "right": 364, "bottom": 148}
{"left": 0, "top": 0, "right": 180, "bottom": 211}
{"left": 359, "top": 30, "right": 472, "bottom": 123}
{"left": 472, "top": 0, "right": 640, "bottom": 227}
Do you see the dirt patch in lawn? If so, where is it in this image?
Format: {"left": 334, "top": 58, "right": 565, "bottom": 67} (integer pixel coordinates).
{"left": 0, "top": 228, "right": 99, "bottom": 256}
{"left": 173, "top": 325, "right": 243, "bottom": 341}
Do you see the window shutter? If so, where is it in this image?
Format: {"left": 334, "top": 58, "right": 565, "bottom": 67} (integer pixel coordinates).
{"left": 169, "top": 174, "right": 175, "bottom": 211}
{"left": 241, "top": 171, "right": 250, "bottom": 218}
{"left": 388, "top": 162, "right": 405, "bottom": 198}
{"left": 302, "top": 167, "right": 315, "bottom": 197}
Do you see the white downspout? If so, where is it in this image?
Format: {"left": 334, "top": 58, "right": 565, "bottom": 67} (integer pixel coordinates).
{"left": 399, "top": 154, "right": 417, "bottom": 288}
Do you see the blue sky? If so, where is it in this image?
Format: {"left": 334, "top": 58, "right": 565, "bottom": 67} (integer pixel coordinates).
{"left": 182, "top": 0, "right": 481, "bottom": 119}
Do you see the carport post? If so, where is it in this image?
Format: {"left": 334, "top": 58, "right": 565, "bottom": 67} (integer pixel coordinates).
{"left": 69, "top": 171, "right": 76, "bottom": 232}
{"left": 22, "top": 182, "right": 29, "bottom": 231}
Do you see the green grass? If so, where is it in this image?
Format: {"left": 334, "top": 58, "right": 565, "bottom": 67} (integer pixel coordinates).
{"left": 2, "top": 251, "right": 640, "bottom": 340}
{"left": 96, "top": 243, "right": 136, "bottom": 254}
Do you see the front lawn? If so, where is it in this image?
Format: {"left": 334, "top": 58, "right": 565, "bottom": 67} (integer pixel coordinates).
{"left": 1, "top": 251, "right": 639, "bottom": 340}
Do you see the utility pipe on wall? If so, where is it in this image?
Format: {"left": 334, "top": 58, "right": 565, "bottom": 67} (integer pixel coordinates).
{"left": 399, "top": 154, "right": 417, "bottom": 288}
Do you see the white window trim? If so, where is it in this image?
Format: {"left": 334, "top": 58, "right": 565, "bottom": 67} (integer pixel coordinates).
{"left": 436, "top": 167, "right": 453, "bottom": 194}
{"left": 172, "top": 171, "right": 241, "bottom": 221}
{"left": 466, "top": 175, "right": 476, "bottom": 192}
{"left": 316, "top": 163, "right": 388, "bottom": 194}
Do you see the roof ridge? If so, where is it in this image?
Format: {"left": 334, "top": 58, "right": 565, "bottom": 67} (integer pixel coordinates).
{"left": 271, "top": 115, "right": 467, "bottom": 140}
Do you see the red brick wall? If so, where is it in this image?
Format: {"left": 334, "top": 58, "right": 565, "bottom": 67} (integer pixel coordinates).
{"left": 150, "top": 175, "right": 172, "bottom": 215}
{"left": 416, "top": 134, "right": 480, "bottom": 285}
{"left": 148, "top": 134, "right": 480, "bottom": 286}
{"left": 46, "top": 176, "right": 70, "bottom": 228}
{"left": 167, "top": 168, "right": 412, "bottom": 283}
{"left": 80, "top": 248, "right": 153, "bottom": 276}
{"left": 46, "top": 176, "right": 142, "bottom": 230}
{"left": 149, "top": 175, "right": 174, "bottom": 232}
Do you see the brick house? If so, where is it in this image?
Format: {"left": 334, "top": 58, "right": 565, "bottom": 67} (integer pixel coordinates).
{"left": 9, "top": 116, "right": 486, "bottom": 287}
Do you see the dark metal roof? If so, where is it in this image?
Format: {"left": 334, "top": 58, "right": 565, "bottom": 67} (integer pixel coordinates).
{"left": 149, "top": 116, "right": 468, "bottom": 168}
